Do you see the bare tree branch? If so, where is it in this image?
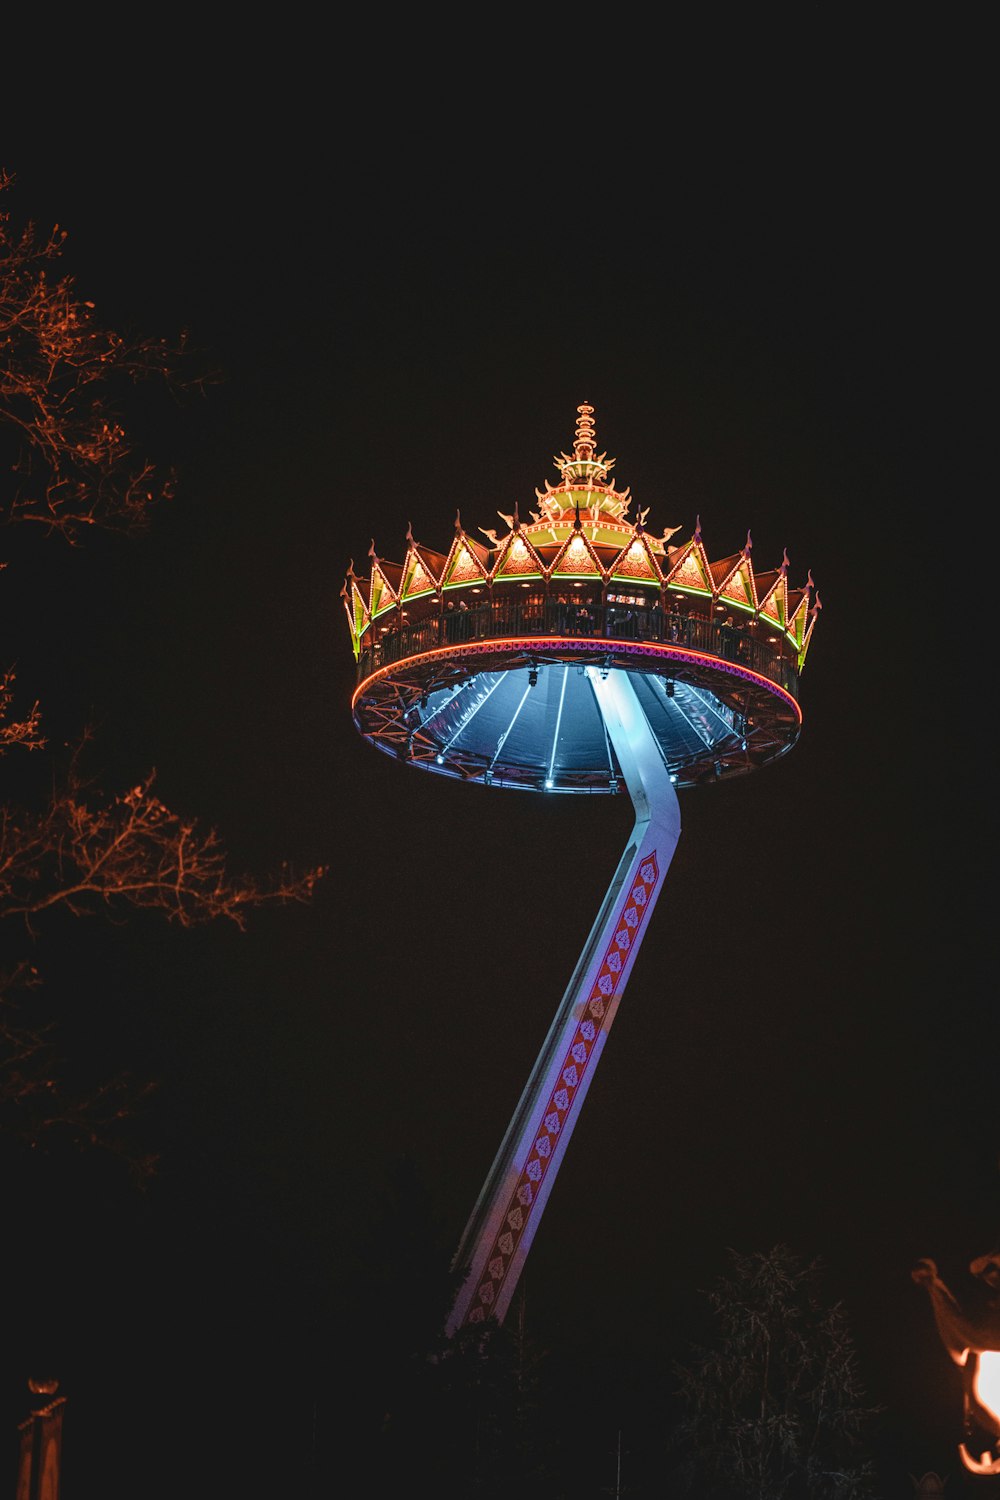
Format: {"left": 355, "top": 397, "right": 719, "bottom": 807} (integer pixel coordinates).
{"left": 1, "top": 753, "right": 326, "bottom": 935}
{"left": 1, "top": 665, "right": 44, "bottom": 755}
{"left": 0, "top": 166, "right": 323, "bottom": 1177}
{"left": 0, "top": 167, "right": 217, "bottom": 542}
{"left": 0, "top": 961, "right": 159, "bottom": 1182}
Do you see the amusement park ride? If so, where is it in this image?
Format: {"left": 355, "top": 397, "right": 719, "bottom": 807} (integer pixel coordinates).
{"left": 343, "top": 404, "right": 821, "bottom": 1336}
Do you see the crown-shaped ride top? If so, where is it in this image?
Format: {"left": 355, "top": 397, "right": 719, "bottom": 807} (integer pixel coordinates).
{"left": 342, "top": 403, "right": 820, "bottom": 673}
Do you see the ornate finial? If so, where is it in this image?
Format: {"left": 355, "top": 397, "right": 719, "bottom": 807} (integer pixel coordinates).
{"left": 553, "top": 401, "right": 614, "bottom": 487}
{"left": 811, "top": 590, "right": 823, "bottom": 614}
{"left": 573, "top": 501, "right": 582, "bottom": 530}
{"left": 368, "top": 539, "right": 377, "bottom": 558}
{"left": 455, "top": 508, "right": 462, "bottom": 531}
{"left": 406, "top": 521, "right": 414, "bottom": 544}
{"left": 513, "top": 501, "right": 520, "bottom": 530}
{"left": 806, "top": 569, "right": 815, "bottom": 591}
{"left": 346, "top": 558, "right": 356, "bottom": 578}
{"left": 744, "top": 529, "right": 753, "bottom": 556}
{"left": 694, "top": 515, "right": 702, "bottom": 542}
{"left": 780, "top": 548, "right": 790, "bottom": 575}
{"left": 574, "top": 401, "right": 596, "bottom": 462}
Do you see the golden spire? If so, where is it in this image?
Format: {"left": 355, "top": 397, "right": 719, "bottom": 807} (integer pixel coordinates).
{"left": 554, "top": 401, "right": 615, "bottom": 487}
{"left": 574, "top": 401, "right": 596, "bottom": 462}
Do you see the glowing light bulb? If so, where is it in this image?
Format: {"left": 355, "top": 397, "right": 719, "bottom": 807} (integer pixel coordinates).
{"left": 975, "top": 1351, "right": 1000, "bottom": 1425}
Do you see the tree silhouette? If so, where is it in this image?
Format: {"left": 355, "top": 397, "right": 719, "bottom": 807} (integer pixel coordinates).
{"left": 0, "top": 167, "right": 212, "bottom": 542}
{"left": 0, "top": 167, "right": 323, "bottom": 1171}
{"left": 671, "top": 1245, "right": 880, "bottom": 1499}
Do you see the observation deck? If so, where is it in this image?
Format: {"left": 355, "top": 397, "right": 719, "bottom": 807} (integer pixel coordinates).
{"left": 345, "top": 404, "right": 820, "bottom": 793}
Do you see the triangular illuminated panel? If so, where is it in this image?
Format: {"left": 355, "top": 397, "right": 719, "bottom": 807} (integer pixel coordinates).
{"left": 368, "top": 555, "right": 400, "bottom": 619}
{"left": 714, "top": 552, "right": 758, "bottom": 614}
{"left": 797, "top": 601, "right": 820, "bottom": 670}
{"left": 350, "top": 574, "right": 371, "bottom": 641}
{"left": 608, "top": 532, "right": 663, "bottom": 586}
{"left": 664, "top": 533, "right": 712, "bottom": 596}
{"left": 400, "top": 541, "right": 445, "bottom": 603}
{"left": 368, "top": 567, "right": 385, "bottom": 620}
{"left": 786, "top": 580, "right": 813, "bottom": 649}
{"left": 341, "top": 584, "right": 360, "bottom": 660}
{"left": 494, "top": 529, "right": 545, "bottom": 580}
{"left": 442, "top": 531, "right": 490, "bottom": 590}
{"left": 756, "top": 566, "right": 788, "bottom": 630}
{"left": 550, "top": 526, "right": 605, "bottom": 580}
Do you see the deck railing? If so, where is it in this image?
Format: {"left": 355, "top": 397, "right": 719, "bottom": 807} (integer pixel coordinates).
{"left": 357, "top": 599, "right": 799, "bottom": 697}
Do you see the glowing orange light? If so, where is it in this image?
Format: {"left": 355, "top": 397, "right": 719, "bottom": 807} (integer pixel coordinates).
{"left": 976, "top": 1352, "right": 1000, "bottom": 1425}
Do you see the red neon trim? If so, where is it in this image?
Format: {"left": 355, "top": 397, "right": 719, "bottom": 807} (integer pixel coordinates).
{"left": 463, "top": 853, "right": 660, "bottom": 1325}
{"left": 352, "top": 636, "right": 802, "bottom": 721}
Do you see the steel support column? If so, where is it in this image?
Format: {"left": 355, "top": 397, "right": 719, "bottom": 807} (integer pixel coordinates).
{"left": 446, "top": 668, "right": 682, "bottom": 1334}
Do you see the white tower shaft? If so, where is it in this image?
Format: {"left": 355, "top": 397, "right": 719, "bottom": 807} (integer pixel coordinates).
{"left": 446, "top": 669, "right": 682, "bottom": 1334}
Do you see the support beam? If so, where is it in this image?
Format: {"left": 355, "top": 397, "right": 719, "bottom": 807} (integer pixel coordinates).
{"left": 446, "top": 668, "right": 682, "bottom": 1334}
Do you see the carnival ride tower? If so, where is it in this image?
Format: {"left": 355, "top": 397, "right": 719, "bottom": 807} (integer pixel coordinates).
{"left": 343, "top": 404, "right": 820, "bottom": 1335}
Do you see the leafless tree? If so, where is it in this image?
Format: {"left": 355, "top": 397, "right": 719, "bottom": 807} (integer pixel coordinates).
{"left": 0, "top": 166, "right": 213, "bottom": 542}
{"left": 1, "top": 664, "right": 43, "bottom": 756}
{"left": 2, "top": 746, "right": 323, "bottom": 935}
{"left": 671, "top": 1246, "right": 880, "bottom": 1499}
{"left": 0, "top": 167, "right": 324, "bottom": 1172}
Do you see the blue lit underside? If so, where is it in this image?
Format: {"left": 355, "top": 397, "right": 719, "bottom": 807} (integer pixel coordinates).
{"left": 407, "top": 664, "right": 744, "bottom": 792}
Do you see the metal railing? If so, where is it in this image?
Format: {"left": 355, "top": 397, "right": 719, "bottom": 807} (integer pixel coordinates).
{"left": 357, "top": 598, "right": 799, "bottom": 697}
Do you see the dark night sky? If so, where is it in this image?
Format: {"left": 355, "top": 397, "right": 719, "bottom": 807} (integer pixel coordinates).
{"left": 1, "top": 46, "right": 994, "bottom": 1499}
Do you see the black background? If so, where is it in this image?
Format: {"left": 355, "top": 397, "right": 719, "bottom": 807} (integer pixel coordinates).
{"left": 1, "top": 30, "right": 993, "bottom": 1497}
